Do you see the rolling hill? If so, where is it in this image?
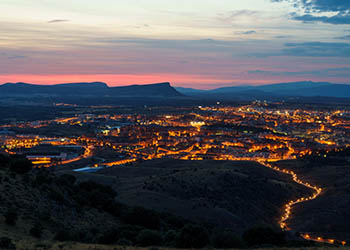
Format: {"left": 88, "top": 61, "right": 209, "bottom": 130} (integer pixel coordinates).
{"left": 66, "top": 159, "right": 312, "bottom": 233}
{"left": 1, "top": 155, "right": 317, "bottom": 249}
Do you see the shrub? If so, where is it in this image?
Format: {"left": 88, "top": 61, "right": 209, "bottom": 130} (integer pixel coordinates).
{"left": 176, "top": 224, "right": 209, "bottom": 248}
{"left": 0, "top": 154, "right": 10, "bottom": 168}
{"left": 163, "top": 230, "right": 178, "bottom": 247}
{"left": 122, "top": 207, "right": 160, "bottom": 230}
{"left": 8, "top": 156, "right": 32, "bottom": 174}
{"left": 56, "top": 174, "right": 76, "bottom": 186}
{"left": 105, "top": 201, "right": 126, "bottom": 217}
{"left": 243, "top": 226, "right": 286, "bottom": 247}
{"left": 4, "top": 210, "right": 18, "bottom": 226}
{"left": 74, "top": 181, "right": 117, "bottom": 212}
{"left": 77, "top": 181, "right": 116, "bottom": 199}
{"left": 54, "top": 229, "right": 72, "bottom": 241}
{"left": 0, "top": 237, "right": 15, "bottom": 249}
{"left": 98, "top": 228, "right": 119, "bottom": 244}
{"left": 32, "top": 170, "right": 52, "bottom": 186}
{"left": 30, "top": 223, "right": 43, "bottom": 238}
{"left": 136, "top": 229, "right": 162, "bottom": 247}
{"left": 117, "top": 238, "right": 133, "bottom": 246}
{"left": 118, "top": 225, "right": 142, "bottom": 243}
{"left": 48, "top": 187, "right": 65, "bottom": 202}
{"left": 72, "top": 229, "right": 95, "bottom": 243}
{"left": 211, "top": 230, "right": 244, "bottom": 248}
{"left": 161, "top": 213, "right": 185, "bottom": 229}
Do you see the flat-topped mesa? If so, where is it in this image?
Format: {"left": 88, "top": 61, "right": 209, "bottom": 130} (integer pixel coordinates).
{"left": 0, "top": 81, "right": 183, "bottom": 98}
{"left": 112, "top": 82, "right": 183, "bottom": 97}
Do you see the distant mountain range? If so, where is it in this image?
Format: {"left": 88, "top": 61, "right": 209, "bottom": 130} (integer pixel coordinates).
{"left": 0, "top": 81, "right": 349, "bottom": 103}
{"left": 0, "top": 82, "right": 183, "bottom": 98}
{"left": 176, "top": 81, "right": 350, "bottom": 99}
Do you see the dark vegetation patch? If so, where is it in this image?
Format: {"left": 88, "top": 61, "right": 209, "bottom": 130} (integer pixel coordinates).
{"left": 94, "top": 159, "right": 311, "bottom": 232}
{"left": 0, "top": 155, "right": 316, "bottom": 248}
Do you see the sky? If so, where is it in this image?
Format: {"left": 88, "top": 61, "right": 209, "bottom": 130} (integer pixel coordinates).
{"left": 1, "top": 0, "right": 350, "bottom": 89}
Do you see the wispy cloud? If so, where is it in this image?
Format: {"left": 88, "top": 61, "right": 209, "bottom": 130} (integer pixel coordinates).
{"left": 334, "top": 35, "right": 350, "bottom": 40}
{"left": 235, "top": 30, "right": 257, "bottom": 35}
{"left": 95, "top": 37, "right": 247, "bottom": 53}
{"left": 282, "top": 42, "right": 350, "bottom": 57}
{"left": 272, "top": 0, "right": 350, "bottom": 24}
{"left": 292, "top": 13, "right": 350, "bottom": 25}
{"left": 217, "top": 10, "right": 259, "bottom": 23}
{"left": 271, "top": 0, "right": 350, "bottom": 13}
{"left": 249, "top": 67, "right": 350, "bottom": 77}
{"left": 0, "top": 51, "right": 28, "bottom": 60}
{"left": 48, "top": 19, "right": 69, "bottom": 24}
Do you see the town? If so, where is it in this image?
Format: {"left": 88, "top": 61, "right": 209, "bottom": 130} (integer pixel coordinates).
{"left": 1, "top": 102, "right": 349, "bottom": 169}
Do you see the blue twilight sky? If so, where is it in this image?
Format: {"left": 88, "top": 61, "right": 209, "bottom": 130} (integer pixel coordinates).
{"left": 0, "top": 0, "right": 349, "bottom": 88}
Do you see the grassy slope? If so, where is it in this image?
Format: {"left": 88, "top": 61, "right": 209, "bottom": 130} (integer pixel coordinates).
{"left": 0, "top": 168, "right": 122, "bottom": 239}
{"left": 0, "top": 158, "right": 347, "bottom": 249}
{"left": 274, "top": 158, "right": 350, "bottom": 240}
{"left": 65, "top": 159, "right": 312, "bottom": 233}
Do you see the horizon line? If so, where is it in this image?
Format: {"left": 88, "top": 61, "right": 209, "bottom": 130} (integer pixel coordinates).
{"left": 1, "top": 80, "right": 349, "bottom": 91}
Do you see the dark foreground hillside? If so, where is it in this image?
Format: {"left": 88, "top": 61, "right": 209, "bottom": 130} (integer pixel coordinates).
{"left": 1, "top": 155, "right": 227, "bottom": 249}
{"left": 67, "top": 160, "right": 312, "bottom": 233}
{"left": 0, "top": 155, "right": 325, "bottom": 249}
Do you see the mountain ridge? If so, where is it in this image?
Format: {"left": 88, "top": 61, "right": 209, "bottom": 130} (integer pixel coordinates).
{"left": 1, "top": 80, "right": 349, "bottom": 100}
{"left": 175, "top": 81, "right": 350, "bottom": 98}
{"left": 0, "top": 81, "right": 183, "bottom": 98}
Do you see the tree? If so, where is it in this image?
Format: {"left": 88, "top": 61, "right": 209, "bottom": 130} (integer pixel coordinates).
{"left": 211, "top": 230, "right": 244, "bottom": 248}
{"left": 176, "top": 224, "right": 209, "bottom": 248}
{"left": 163, "top": 230, "right": 178, "bottom": 247}
{"left": 0, "top": 237, "right": 15, "bottom": 249}
{"left": 0, "top": 154, "right": 10, "bottom": 168}
{"left": 75, "top": 180, "right": 117, "bottom": 210}
{"left": 77, "top": 181, "right": 116, "bottom": 198}
{"left": 54, "top": 229, "right": 72, "bottom": 241}
{"left": 9, "top": 157, "right": 32, "bottom": 174}
{"left": 243, "top": 226, "right": 286, "bottom": 247}
{"left": 4, "top": 210, "right": 18, "bottom": 226}
{"left": 56, "top": 174, "right": 76, "bottom": 186}
{"left": 136, "top": 229, "right": 162, "bottom": 246}
{"left": 98, "top": 228, "right": 119, "bottom": 244}
{"left": 122, "top": 207, "right": 160, "bottom": 230}
{"left": 29, "top": 223, "right": 43, "bottom": 238}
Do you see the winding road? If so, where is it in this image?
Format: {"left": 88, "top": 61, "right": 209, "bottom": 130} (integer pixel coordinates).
{"left": 55, "top": 145, "right": 94, "bottom": 166}
{"left": 258, "top": 160, "right": 346, "bottom": 246}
